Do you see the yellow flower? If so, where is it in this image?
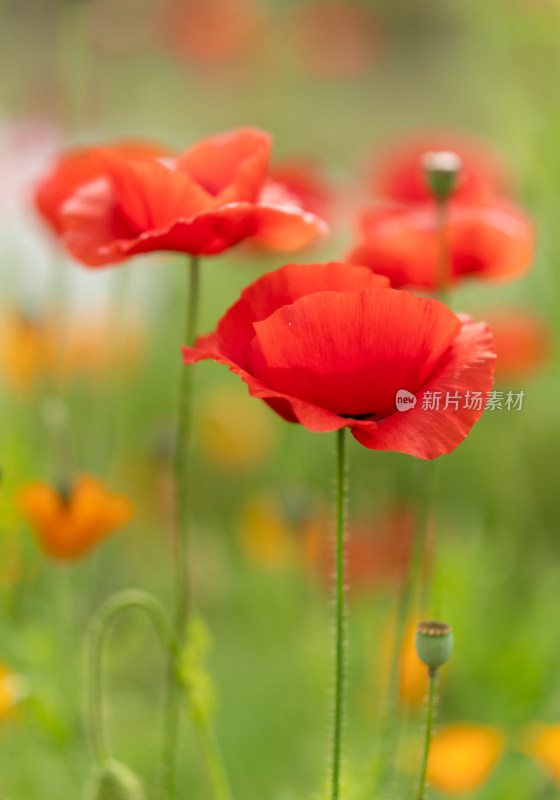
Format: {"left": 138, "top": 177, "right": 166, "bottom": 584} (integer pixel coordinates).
{"left": 238, "top": 494, "right": 295, "bottom": 569}
{"left": 521, "top": 722, "right": 560, "bottom": 781}
{"left": 19, "top": 475, "right": 132, "bottom": 560}
{"left": 198, "top": 383, "right": 275, "bottom": 469}
{"left": 0, "top": 665, "right": 26, "bottom": 720}
{"left": 426, "top": 724, "right": 504, "bottom": 793}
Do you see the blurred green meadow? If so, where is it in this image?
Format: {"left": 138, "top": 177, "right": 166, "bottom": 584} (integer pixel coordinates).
{"left": 0, "top": 0, "right": 560, "bottom": 798}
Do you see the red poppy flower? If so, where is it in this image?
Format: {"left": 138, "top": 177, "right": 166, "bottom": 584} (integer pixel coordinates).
{"left": 182, "top": 262, "right": 496, "bottom": 459}
{"left": 35, "top": 140, "right": 172, "bottom": 237}
{"left": 35, "top": 128, "right": 327, "bottom": 266}
{"left": 369, "top": 132, "right": 512, "bottom": 205}
{"left": 348, "top": 201, "right": 534, "bottom": 290}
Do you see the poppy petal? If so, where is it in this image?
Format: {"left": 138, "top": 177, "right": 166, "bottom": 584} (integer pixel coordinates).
{"left": 353, "top": 315, "right": 495, "bottom": 458}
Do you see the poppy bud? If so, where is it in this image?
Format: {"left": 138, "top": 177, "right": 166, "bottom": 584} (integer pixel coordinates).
{"left": 415, "top": 620, "right": 454, "bottom": 674}
{"left": 85, "top": 761, "right": 145, "bottom": 800}
{"left": 422, "top": 151, "right": 462, "bottom": 201}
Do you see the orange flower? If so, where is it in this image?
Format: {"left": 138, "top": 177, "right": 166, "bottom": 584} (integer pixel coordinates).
{"left": 305, "top": 507, "right": 415, "bottom": 593}
{"left": 483, "top": 309, "right": 551, "bottom": 380}
{"left": 19, "top": 476, "right": 132, "bottom": 560}
{"left": 239, "top": 492, "right": 323, "bottom": 571}
{"left": 0, "top": 308, "right": 143, "bottom": 393}
{"left": 521, "top": 722, "right": 560, "bottom": 781}
{"left": 198, "top": 383, "right": 275, "bottom": 469}
{"left": 426, "top": 724, "right": 504, "bottom": 793}
{"left": 0, "top": 665, "right": 26, "bottom": 720}
{"left": 0, "top": 310, "right": 54, "bottom": 392}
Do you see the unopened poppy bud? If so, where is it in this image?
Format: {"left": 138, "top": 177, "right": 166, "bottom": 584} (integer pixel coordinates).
{"left": 85, "top": 761, "right": 145, "bottom": 800}
{"left": 415, "top": 620, "right": 454, "bottom": 673}
{"left": 422, "top": 151, "right": 462, "bottom": 202}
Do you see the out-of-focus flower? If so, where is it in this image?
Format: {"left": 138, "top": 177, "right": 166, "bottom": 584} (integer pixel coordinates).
{"left": 0, "top": 665, "right": 26, "bottom": 720}
{"left": 35, "top": 140, "right": 172, "bottom": 238}
{"left": 483, "top": 309, "right": 551, "bottom": 380}
{"left": 380, "top": 618, "right": 428, "bottom": 709}
{"left": 160, "top": 0, "right": 262, "bottom": 68}
{"left": 198, "top": 382, "right": 275, "bottom": 469}
{"left": 304, "top": 507, "right": 415, "bottom": 593}
{"left": 239, "top": 492, "right": 322, "bottom": 571}
{"left": 348, "top": 201, "right": 534, "bottom": 290}
{"left": 19, "top": 475, "right": 132, "bottom": 560}
{"left": 0, "top": 308, "right": 143, "bottom": 393}
{"left": 292, "top": 0, "right": 380, "bottom": 79}
{"left": 267, "top": 158, "right": 333, "bottom": 223}
{"left": 369, "top": 133, "right": 512, "bottom": 205}
{"left": 35, "top": 128, "right": 327, "bottom": 266}
{"left": 183, "top": 261, "right": 496, "bottom": 460}
{"left": 0, "top": 310, "right": 54, "bottom": 392}
{"left": 521, "top": 722, "right": 560, "bottom": 781}
{"left": 426, "top": 724, "right": 505, "bottom": 793}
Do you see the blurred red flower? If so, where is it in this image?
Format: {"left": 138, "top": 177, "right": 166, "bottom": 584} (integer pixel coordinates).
{"left": 348, "top": 201, "right": 534, "bottom": 290}
{"left": 369, "top": 132, "right": 513, "bottom": 205}
{"left": 267, "top": 157, "right": 333, "bottom": 223}
{"left": 35, "top": 128, "right": 327, "bottom": 266}
{"left": 183, "top": 262, "right": 496, "bottom": 459}
{"left": 292, "top": 0, "right": 380, "bottom": 79}
{"left": 160, "top": 0, "right": 262, "bottom": 68}
{"left": 481, "top": 309, "right": 551, "bottom": 380}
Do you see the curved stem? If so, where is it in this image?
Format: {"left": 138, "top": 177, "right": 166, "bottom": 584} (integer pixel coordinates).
{"left": 374, "top": 463, "right": 437, "bottom": 792}
{"left": 195, "top": 716, "right": 232, "bottom": 800}
{"left": 416, "top": 670, "right": 438, "bottom": 800}
{"left": 84, "top": 590, "right": 173, "bottom": 766}
{"left": 330, "top": 427, "right": 347, "bottom": 800}
{"left": 160, "top": 255, "right": 201, "bottom": 799}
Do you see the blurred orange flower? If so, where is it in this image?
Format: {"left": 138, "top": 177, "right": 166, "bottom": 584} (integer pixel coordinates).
{"left": 304, "top": 507, "right": 415, "bottom": 593}
{"left": 426, "top": 724, "right": 504, "bottom": 793}
{"left": 0, "top": 665, "right": 26, "bottom": 721}
{"left": 484, "top": 309, "right": 551, "bottom": 380}
{"left": 19, "top": 476, "right": 133, "bottom": 560}
{"left": 198, "top": 383, "right": 275, "bottom": 469}
{"left": 0, "top": 308, "right": 143, "bottom": 393}
{"left": 267, "top": 158, "right": 333, "bottom": 224}
{"left": 0, "top": 310, "right": 54, "bottom": 392}
{"left": 239, "top": 492, "right": 322, "bottom": 571}
{"left": 292, "top": 0, "right": 380, "bottom": 79}
{"left": 386, "top": 619, "right": 427, "bottom": 709}
{"left": 160, "top": 0, "right": 262, "bottom": 68}
{"left": 521, "top": 722, "right": 560, "bottom": 781}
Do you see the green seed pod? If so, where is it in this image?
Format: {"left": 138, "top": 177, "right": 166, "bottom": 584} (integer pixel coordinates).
{"left": 422, "top": 151, "right": 462, "bottom": 201}
{"left": 415, "top": 620, "right": 454, "bottom": 673}
{"left": 85, "top": 761, "right": 145, "bottom": 800}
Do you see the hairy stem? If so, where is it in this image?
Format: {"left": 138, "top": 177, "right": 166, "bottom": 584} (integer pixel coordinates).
{"left": 330, "top": 427, "right": 347, "bottom": 800}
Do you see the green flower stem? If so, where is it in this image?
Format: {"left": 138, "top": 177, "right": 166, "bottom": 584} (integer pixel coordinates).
{"left": 435, "top": 198, "right": 452, "bottom": 307}
{"left": 415, "top": 669, "right": 438, "bottom": 800}
{"left": 330, "top": 427, "right": 347, "bottom": 800}
{"left": 84, "top": 590, "right": 174, "bottom": 766}
{"left": 194, "top": 715, "right": 232, "bottom": 800}
{"left": 160, "top": 255, "right": 201, "bottom": 800}
{"left": 374, "top": 464, "right": 437, "bottom": 793}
